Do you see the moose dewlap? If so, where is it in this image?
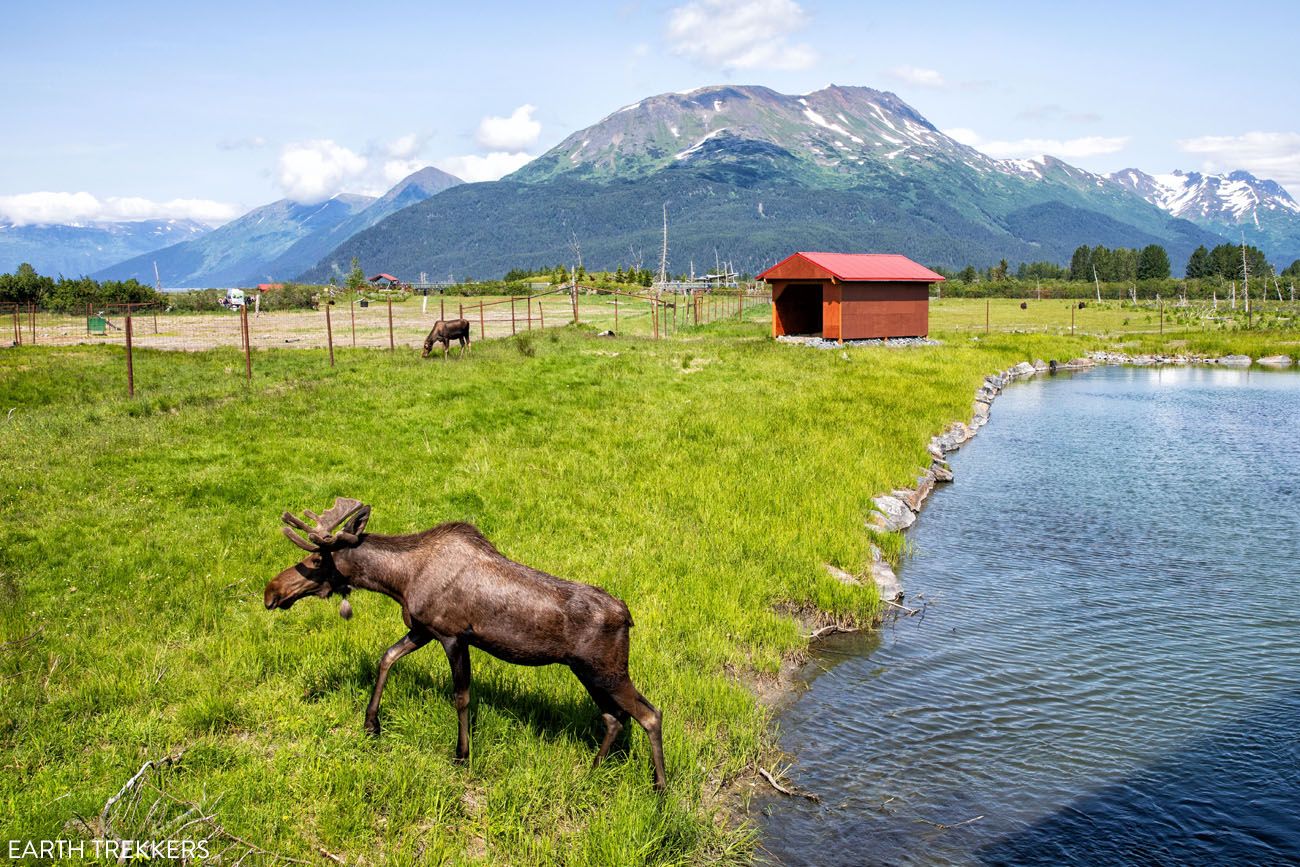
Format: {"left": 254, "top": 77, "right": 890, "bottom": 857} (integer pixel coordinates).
{"left": 263, "top": 497, "right": 666, "bottom": 790}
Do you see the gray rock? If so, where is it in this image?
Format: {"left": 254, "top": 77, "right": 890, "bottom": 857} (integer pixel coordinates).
{"left": 869, "top": 495, "right": 915, "bottom": 532}
{"left": 1217, "top": 354, "right": 1252, "bottom": 366}
{"left": 1065, "top": 357, "right": 1095, "bottom": 368}
{"left": 824, "top": 563, "right": 860, "bottom": 586}
{"left": 931, "top": 459, "right": 954, "bottom": 483}
{"left": 1258, "top": 355, "right": 1293, "bottom": 367}
{"left": 1012, "top": 361, "right": 1036, "bottom": 377}
{"left": 869, "top": 545, "right": 902, "bottom": 602}
{"left": 1032, "top": 359, "right": 1049, "bottom": 371}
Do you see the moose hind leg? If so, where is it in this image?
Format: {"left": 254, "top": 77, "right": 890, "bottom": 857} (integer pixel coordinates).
{"left": 574, "top": 669, "right": 628, "bottom": 767}
{"left": 609, "top": 679, "right": 666, "bottom": 791}
{"left": 442, "top": 637, "right": 472, "bottom": 762}
{"left": 365, "top": 630, "right": 430, "bottom": 736}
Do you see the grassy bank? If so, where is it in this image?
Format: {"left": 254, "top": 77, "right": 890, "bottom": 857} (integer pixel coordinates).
{"left": 0, "top": 308, "right": 1292, "bottom": 864}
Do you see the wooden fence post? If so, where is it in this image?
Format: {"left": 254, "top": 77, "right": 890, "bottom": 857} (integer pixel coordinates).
{"left": 1159, "top": 299, "right": 1164, "bottom": 335}
{"left": 125, "top": 305, "right": 135, "bottom": 397}
{"left": 387, "top": 296, "right": 395, "bottom": 351}
{"left": 527, "top": 296, "right": 532, "bottom": 331}
{"left": 29, "top": 302, "right": 36, "bottom": 344}
{"left": 350, "top": 296, "right": 356, "bottom": 347}
{"left": 614, "top": 293, "right": 618, "bottom": 332}
{"left": 325, "top": 300, "right": 335, "bottom": 368}
{"left": 652, "top": 300, "right": 659, "bottom": 340}
{"left": 479, "top": 299, "right": 486, "bottom": 341}
{"left": 511, "top": 297, "right": 516, "bottom": 335}
{"left": 11, "top": 306, "right": 19, "bottom": 346}
{"left": 241, "top": 303, "right": 252, "bottom": 383}
{"left": 1071, "top": 304, "right": 1075, "bottom": 337}
{"left": 539, "top": 300, "right": 545, "bottom": 331}
{"left": 441, "top": 297, "right": 446, "bottom": 322}
{"left": 985, "top": 298, "right": 990, "bottom": 334}
{"left": 86, "top": 302, "right": 91, "bottom": 336}
{"left": 739, "top": 291, "right": 744, "bottom": 320}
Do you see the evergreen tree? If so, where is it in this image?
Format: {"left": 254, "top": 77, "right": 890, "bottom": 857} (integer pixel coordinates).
{"left": 345, "top": 257, "right": 366, "bottom": 293}
{"left": 1281, "top": 259, "right": 1300, "bottom": 279}
{"left": 1069, "top": 245, "right": 1093, "bottom": 281}
{"left": 958, "top": 265, "right": 977, "bottom": 284}
{"left": 1185, "top": 245, "right": 1211, "bottom": 279}
{"left": 1136, "top": 244, "right": 1170, "bottom": 280}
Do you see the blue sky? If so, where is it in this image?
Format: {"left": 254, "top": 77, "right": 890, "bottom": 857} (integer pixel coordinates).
{"left": 2, "top": 0, "right": 1297, "bottom": 225}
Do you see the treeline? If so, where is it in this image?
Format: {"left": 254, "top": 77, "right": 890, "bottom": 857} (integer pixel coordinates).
{"left": 0, "top": 263, "right": 156, "bottom": 312}
{"left": 503, "top": 264, "right": 656, "bottom": 287}
{"left": 0, "top": 263, "right": 325, "bottom": 312}
{"left": 937, "top": 243, "right": 1300, "bottom": 294}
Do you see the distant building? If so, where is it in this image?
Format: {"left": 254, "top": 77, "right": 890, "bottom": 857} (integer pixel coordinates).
{"left": 368, "top": 273, "right": 404, "bottom": 290}
{"left": 758, "top": 252, "right": 943, "bottom": 340}
{"left": 256, "top": 283, "right": 285, "bottom": 292}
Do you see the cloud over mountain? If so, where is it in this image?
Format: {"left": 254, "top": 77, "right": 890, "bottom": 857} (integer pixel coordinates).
{"left": 667, "top": 0, "right": 815, "bottom": 70}
{"left": 0, "top": 191, "right": 238, "bottom": 226}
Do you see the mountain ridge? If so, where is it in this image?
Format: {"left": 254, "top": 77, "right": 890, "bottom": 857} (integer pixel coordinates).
{"left": 301, "top": 83, "right": 1229, "bottom": 281}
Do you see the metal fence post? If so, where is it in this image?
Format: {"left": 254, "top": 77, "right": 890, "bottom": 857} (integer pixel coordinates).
{"left": 387, "top": 296, "right": 395, "bottom": 351}
{"left": 242, "top": 303, "right": 252, "bottom": 383}
{"left": 325, "top": 299, "right": 335, "bottom": 367}
{"left": 125, "top": 304, "right": 135, "bottom": 397}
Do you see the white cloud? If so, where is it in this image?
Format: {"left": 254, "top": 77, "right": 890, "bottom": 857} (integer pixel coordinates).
{"left": 435, "top": 152, "right": 534, "bottom": 183}
{"left": 0, "top": 191, "right": 239, "bottom": 226}
{"left": 945, "top": 128, "right": 1129, "bottom": 160}
{"left": 276, "top": 140, "right": 369, "bottom": 203}
{"left": 1178, "top": 131, "right": 1300, "bottom": 189}
{"left": 666, "top": 0, "right": 815, "bottom": 71}
{"left": 888, "top": 65, "right": 946, "bottom": 88}
{"left": 475, "top": 105, "right": 542, "bottom": 151}
{"left": 383, "top": 158, "right": 427, "bottom": 185}
{"left": 387, "top": 133, "right": 423, "bottom": 159}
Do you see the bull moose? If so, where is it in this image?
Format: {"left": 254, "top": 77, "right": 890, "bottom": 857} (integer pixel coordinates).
{"left": 422, "top": 318, "right": 471, "bottom": 359}
{"left": 263, "top": 498, "right": 666, "bottom": 790}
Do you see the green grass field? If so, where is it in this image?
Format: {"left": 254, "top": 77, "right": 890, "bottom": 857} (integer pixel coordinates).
{"left": 1, "top": 302, "right": 1295, "bottom": 864}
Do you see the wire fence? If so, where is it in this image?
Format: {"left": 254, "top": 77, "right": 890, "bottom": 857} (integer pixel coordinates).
{"left": 1, "top": 287, "right": 773, "bottom": 396}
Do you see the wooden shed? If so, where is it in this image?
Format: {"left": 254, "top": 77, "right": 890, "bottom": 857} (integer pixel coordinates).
{"left": 758, "top": 252, "right": 944, "bottom": 341}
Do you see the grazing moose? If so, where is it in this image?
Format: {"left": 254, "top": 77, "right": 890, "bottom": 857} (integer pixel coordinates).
{"left": 422, "top": 318, "right": 471, "bottom": 359}
{"left": 263, "top": 498, "right": 666, "bottom": 790}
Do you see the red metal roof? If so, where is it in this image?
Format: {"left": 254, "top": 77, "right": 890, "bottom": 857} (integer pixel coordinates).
{"left": 758, "top": 252, "right": 945, "bottom": 283}
{"left": 369, "top": 273, "right": 401, "bottom": 283}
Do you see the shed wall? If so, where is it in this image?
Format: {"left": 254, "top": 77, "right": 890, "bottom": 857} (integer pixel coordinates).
{"left": 839, "top": 282, "right": 928, "bottom": 339}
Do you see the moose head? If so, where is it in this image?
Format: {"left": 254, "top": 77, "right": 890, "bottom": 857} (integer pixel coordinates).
{"left": 263, "top": 497, "right": 370, "bottom": 615}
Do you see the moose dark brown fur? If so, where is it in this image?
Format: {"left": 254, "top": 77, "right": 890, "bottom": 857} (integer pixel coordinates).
{"left": 263, "top": 498, "right": 666, "bottom": 790}
{"left": 422, "top": 318, "right": 471, "bottom": 359}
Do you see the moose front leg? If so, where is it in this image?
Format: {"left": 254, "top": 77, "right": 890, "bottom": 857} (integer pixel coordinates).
{"left": 364, "top": 630, "right": 430, "bottom": 736}
{"left": 442, "top": 637, "right": 472, "bottom": 762}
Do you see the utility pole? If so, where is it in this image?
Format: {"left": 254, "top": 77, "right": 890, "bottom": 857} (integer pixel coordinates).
{"left": 657, "top": 203, "right": 669, "bottom": 288}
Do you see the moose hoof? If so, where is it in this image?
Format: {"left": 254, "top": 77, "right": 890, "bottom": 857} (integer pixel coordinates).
{"left": 364, "top": 720, "right": 381, "bottom": 737}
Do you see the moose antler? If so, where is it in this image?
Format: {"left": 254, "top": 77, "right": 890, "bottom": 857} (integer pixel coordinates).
{"left": 282, "top": 497, "right": 371, "bottom": 552}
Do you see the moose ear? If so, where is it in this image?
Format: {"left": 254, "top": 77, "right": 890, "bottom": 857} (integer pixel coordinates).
{"left": 345, "top": 504, "right": 371, "bottom": 537}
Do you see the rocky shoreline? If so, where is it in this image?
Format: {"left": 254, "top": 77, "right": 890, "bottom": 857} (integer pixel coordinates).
{"left": 853, "top": 348, "right": 1297, "bottom": 603}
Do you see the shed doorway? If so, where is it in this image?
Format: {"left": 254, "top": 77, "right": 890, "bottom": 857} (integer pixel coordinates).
{"left": 775, "top": 282, "right": 823, "bottom": 336}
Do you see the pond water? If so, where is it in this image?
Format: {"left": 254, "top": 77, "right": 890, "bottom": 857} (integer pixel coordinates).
{"left": 759, "top": 365, "right": 1300, "bottom": 866}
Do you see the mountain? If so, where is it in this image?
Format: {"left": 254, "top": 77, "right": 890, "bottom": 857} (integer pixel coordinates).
{"left": 94, "top": 166, "right": 461, "bottom": 287}
{"left": 259, "top": 167, "right": 461, "bottom": 282}
{"left": 1, "top": 219, "right": 209, "bottom": 277}
{"left": 302, "top": 84, "right": 1228, "bottom": 281}
{"left": 94, "top": 194, "right": 377, "bottom": 287}
{"left": 1109, "top": 168, "right": 1300, "bottom": 265}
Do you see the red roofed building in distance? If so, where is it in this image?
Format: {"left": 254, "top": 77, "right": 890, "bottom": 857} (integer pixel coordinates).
{"left": 757, "top": 252, "right": 945, "bottom": 341}
{"left": 368, "top": 273, "right": 404, "bottom": 289}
